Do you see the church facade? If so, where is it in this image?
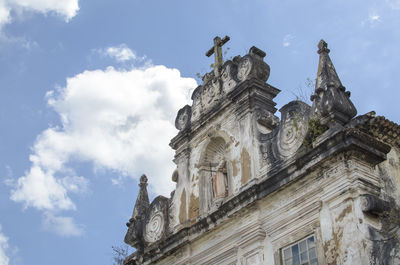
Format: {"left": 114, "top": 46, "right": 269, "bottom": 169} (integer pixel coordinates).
{"left": 123, "top": 38, "right": 400, "bottom": 265}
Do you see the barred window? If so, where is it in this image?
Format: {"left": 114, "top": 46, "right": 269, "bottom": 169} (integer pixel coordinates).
{"left": 281, "top": 235, "right": 318, "bottom": 265}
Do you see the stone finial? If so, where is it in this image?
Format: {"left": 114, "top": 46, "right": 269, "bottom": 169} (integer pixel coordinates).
{"left": 236, "top": 46, "right": 270, "bottom": 82}
{"left": 310, "top": 40, "right": 357, "bottom": 126}
{"left": 132, "top": 174, "right": 150, "bottom": 219}
{"left": 124, "top": 174, "right": 150, "bottom": 251}
{"left": 317, "top": 39, "right": 330, "bottom": 54}
{"left": 140, "top": 174, "right": 148, "bottom": 185}
{"left": 249, "top": 46, "right": 266, "bottom": 59}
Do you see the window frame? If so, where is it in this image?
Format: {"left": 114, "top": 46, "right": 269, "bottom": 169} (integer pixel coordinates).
{"left": 281, "top": 234, "right": 318, "bottom": 265}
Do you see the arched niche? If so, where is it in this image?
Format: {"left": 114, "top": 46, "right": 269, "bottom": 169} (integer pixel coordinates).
{"left": 198, "top": 136, "right": 231, "bottom": 215}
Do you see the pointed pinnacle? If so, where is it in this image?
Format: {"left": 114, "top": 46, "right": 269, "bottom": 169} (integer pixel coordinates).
{"left": 315, "top": 39, "right": 342, "bottom": 91}
{"left": 311, "top": 39, "right": 357, "bottom": 125}
{"left": 140, "top": 174, "right": 148, "bottom": 185}
{"left": 318, "top": 39, "right": 330, "bottom": 54}
{"left": 131, "top": 174, "right": 150, "bottom": 220}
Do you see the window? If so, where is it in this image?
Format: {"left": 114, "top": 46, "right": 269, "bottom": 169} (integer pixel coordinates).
{"left": 281, "top": 235, "right": 318, "bottom": 265}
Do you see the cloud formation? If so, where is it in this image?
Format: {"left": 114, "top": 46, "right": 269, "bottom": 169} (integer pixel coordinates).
{"left": 102, "top": 44, "right": 142, "bottom": 62}
{"left": 42, "top": 213, "right": 84, "bottom": 237}
{"left": 368, "top": 13, "right": 381, "bottom": 26}
{"left": 283, "top": 34, "right": 294, "bottom": 47}
{"left": 0, "top": 225, "right": 9, "bottom": 265}
{"left": 10, "top": 62, "right": 197, "bottom": 235}
{"left": 0, "top": 0, "right": 79, "bottom": 30}
{"left": 361, "top": 12, "right": 382, "bottom": 28}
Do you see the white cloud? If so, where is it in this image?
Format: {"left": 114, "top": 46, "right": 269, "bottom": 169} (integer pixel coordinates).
{"left": 369, "top": 14, "right": 380, "bottom": 22}
{"left": 283, "top": 34, "right": 294, "bottom": 47}
{"left": 103, "top": 44, "right": 140, "bottom": 62}
{"left": 11, "top": 165, "right": 77, "bottom": 211}
{"left": 0, "top": 0, "right": 79, "bottom": 30}
{"left": 0, "top": 225, "right": 10, "bottom": 265}
{"left": 93, "top": 44, "right": 148, "bottom": 64}
{"left": 61, "top": 176, "right": 88, "bottom": 193}
{"left": 368, "top": 13, "right": 381, "bottom": 25}
{"left": 11, "top": 62, "right": 197, "bottom": 235}
{"left": 42, "top": 213, "right": 84, "bottom": 237}
{"left": 0, "top": 1, "right": 11, "bottom": 27}
{"left": 362, "top": 13, "right": 382, "bottom": 27}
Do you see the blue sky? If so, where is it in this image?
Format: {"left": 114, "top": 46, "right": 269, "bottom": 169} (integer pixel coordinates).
{"left": 0, "top": 0, "right": 399, "bottom": 264}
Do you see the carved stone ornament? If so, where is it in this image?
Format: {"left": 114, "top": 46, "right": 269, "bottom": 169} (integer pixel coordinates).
{"left": 256, "top": 109, "right": 279, "bottom": 134}
{"left": 186, "top": 46, "right": 271, "bottom": 125}
{"left": 220, "top": 61, "right": 238, "bottom": 94}
{"left": 236, "top": 47, "right": 270, "bottom": 83}
{"left": 175, "top": 105, "right": 192, "bottom": 131}
{"left": 237, "top": 56, "right": 253, "bottom": 81}
{"left": 142, "top": 196, "right": 169, "bottom": 245}
{"left": 124, "top": 174, "right": 149, "bottom": 251}
{"left": 190, "top": 87, "right": 202, "bottom": 123}
{"left": 201, "top": 78, "right": 221, "bottom": 111}
{"left": 249, "top": 46, "right": 270, "bottom": 82}
{"left": 276, "top": 101, "right": 310, "bottom": 158}
{"left": 144, "top": 211, "right": 164, "bottom": 243}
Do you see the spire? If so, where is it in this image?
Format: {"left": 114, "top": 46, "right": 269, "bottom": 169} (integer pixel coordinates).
{"left": 310, "top": 40, "right": 357, "bottom": 126}
{"left": 124, "top": 174, "right": 150, "bottom": 251}
{"left": 315, "top": 40, "right": 343, "bottom": 93}
{"left": 131, "top": 174, "right": 150, "bottom": 220}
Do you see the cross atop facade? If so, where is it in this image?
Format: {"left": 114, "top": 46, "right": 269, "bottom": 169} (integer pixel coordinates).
{"left": 206, "top": 36, "right": 230, "bottom": 76}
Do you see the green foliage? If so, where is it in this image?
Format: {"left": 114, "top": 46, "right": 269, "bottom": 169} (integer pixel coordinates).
{"left": 292, "top": 112, "right": 300, "bottom": 131}
{"left": 303, "top": 119, "right": 328, "bottom": 149}
{"left": 195, "top": 46, "right": 232, "bottom": 81}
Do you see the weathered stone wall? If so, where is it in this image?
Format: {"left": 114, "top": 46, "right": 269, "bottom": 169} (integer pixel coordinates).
{"left": 152, "top": 150, "right": 397, "bottom": 265}
{"left": 169, "top": 103, "right": 264, "bottom": 233}
{"left": 372, "top": 147, "right": 400, "bottom": 264}
{"left": 123, "top": 40, "right": 400, "bottom": 265}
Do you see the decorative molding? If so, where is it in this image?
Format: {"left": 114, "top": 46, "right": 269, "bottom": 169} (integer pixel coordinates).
{"left": 125, "top": 127, "right": 391, "bottom": 264}
{"left": 175, "top": 105, "right": 192, "bottom": 131}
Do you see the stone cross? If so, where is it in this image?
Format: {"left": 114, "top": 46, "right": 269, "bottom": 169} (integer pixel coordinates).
{"left": 206, "top": 36, "right": 230, "bottom": 76}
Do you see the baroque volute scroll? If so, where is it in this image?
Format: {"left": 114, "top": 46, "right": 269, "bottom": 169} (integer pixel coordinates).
{"left": 190, "top": 87, "right": 202, "bottom": 123}
{"left": 220, "top": 61, "right": 238, "bottom": 94}
{"left": 237, "top": 46, "right": 270, "bottom": 82}
{"left": 275, "top": 101, "right": 310, "bottom": 159}
{"left": 143, "top": 196, "right": 169, "bottom": 245}
{"left": 201, "top": 76, "right": 221, "bottom": 111}
{"left": 175, "top": 105, "right": 192, "bottom": 131}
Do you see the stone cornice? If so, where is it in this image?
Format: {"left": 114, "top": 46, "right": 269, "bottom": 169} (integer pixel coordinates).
{"left": 354, "top": 112, "right": 400, "bottom": 148}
